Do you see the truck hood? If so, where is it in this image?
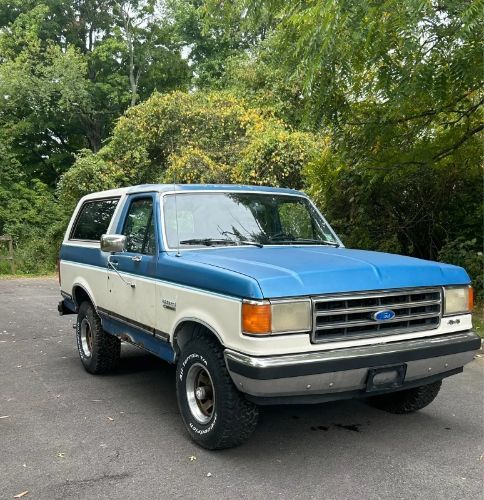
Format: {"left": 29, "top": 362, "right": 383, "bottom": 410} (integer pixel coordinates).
{"left": 182, "top": 246, "right": 469, "bottom": 298}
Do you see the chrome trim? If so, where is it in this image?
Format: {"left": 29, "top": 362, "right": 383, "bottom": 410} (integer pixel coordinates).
{"left": 315, "top": 298, "right": 441, "bottom": 316}
{"left": 242, "top": 299, "right": 270, "bottom": 306}
{"left": 315, "top": 311, "right": 440, "bottom": 331}
{"left": 224, "top": 331, "right": 477, "bottom": 371}
{"left": 100, "top": 233, "right": 126, "bottom": 253}
{"left": 311, "top": 287, "right": 442, "bottom": 343}
{"left": 311, "top": 287, "right": 442, "bottom": 301}
{"left": 227, "top": 351, "right": 474, "bottom": 398}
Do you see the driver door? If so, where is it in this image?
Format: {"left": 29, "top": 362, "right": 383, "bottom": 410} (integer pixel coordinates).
{"left": 106, "top": 194, "right": 158, "bottom": 329}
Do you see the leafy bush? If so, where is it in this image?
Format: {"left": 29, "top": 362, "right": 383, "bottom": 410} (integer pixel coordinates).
{"left": 439, "top": 238, "right": 484, "bottom": 298}
{"left": 234, "top": 129, "right": 320, "bottom": 189}
{"left": 0, "top": 178, "right": 65, "bottom": 274}
{"left": 60, "top": 90, "right": 323, "bottom": 201}
{"left": 163, "top": 147, "right": 232, "bottom": 184}
{"left": 58, "top": 149, "right": 125, "bottom": 212}
{"left": 304, "top": 150, "right": 483, "bottom": 263}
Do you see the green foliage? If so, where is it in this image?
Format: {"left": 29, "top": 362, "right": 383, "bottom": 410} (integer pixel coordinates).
{"left": 305, "top": 156, "right": 483, "bottom": 258}
{"left": 0, "top": 0, "right": 191, "bottom": 184}
{"left": 1, "top": 0, "right": 482, "bottom": 289}
{"left": 235, "top": 129, "right": 320, "bottom": 189}
{"left": 439, "top": 239, "right": 484, "bottom": 299}
{"left": 0, "top": 0, "right": 191, "bottom": 274}
{"left": 57, "top": 149, "right": 125, "bottom": 211}
{"left": 102, "top": 90, "right": 254, "bottom": 182}
{"left": 166, "top": 0, "right": 274, "bottom": 87}
{"left": 63, "top": 90, "right": 322, "bottom": 195}
{"left": 164, "top": 147, "right": 231, "bottom": 184}
{"left": 0, "top": 177, "right": 65, "bottom": 274}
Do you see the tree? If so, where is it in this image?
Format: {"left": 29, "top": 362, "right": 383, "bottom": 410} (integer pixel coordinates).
{"left": 0, "top": 0, "right": 190, "bottom": 183}
{"left": 60, "top": 90, "right": 322, "bottom": 203}
{"left": 166, "top": 0, "right": 275, "bottom": 87}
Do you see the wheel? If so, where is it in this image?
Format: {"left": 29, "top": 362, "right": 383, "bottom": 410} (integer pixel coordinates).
{"left": 176, "top": 331, "right": 259, "bottom": 450}
{"left": 76, "top": 301, "right": 120, "bottom": 374}
{"left": 367, "top": 381, "right": 442, "bottom": 414}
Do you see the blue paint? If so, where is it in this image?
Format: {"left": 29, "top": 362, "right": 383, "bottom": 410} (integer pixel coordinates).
{"left": 373, "top": 310, "right": 396, "bottom": 321}
{"left": 60, "top": 244, "right": 108, "bottom": 267}
{"left": 100, "top": 314, "right": 176, "bottom": 363}
{"left": 180, "top": 246, "right": 470, "bottom": 298}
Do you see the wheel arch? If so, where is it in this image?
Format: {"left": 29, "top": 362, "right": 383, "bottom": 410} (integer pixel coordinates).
{"left": 72, "top": 282, "right": 96, "bottom": 311}
{"left": 172, "top": 318, "right": 225, "bottom": 357}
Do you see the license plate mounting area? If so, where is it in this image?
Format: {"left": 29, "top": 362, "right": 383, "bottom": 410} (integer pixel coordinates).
{"left": 366, "top": 364, "right": 407, "bottom": 393}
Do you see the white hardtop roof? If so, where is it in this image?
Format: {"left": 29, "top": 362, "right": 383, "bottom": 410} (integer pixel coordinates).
{"left": 80, "top": 184, "right": 305, "bottom": 202}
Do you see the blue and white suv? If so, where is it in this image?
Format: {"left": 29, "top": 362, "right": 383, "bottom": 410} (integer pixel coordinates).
{"left": 58, "top": 184, "right": 480, "bottom": 449}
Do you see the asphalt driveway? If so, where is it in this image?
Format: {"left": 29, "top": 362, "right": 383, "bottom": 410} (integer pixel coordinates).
{"left": 0, "top": 278, "right": 483, "bottom": 499}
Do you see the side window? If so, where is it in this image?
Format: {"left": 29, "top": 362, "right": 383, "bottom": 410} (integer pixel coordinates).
{"left": 70, "top": 198, "right": 119, "bottom": 241}
{"left": 123, "top": 198, "right": 155, "bottom": 255}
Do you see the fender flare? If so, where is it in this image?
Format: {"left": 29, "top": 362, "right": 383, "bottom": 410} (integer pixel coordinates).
{"left": 172, "top": 317, "right": 225, "bottom": 353}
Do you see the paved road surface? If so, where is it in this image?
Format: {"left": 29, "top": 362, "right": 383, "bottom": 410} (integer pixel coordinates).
{"left": 0, "top": 278, "right": 483, "bottom": 499}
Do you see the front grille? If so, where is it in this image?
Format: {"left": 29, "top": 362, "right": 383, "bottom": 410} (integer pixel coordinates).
{"left": 311, "top": 288, "right": 442, "bottom": 343}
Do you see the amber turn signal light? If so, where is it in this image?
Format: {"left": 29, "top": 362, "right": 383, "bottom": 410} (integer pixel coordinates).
{"left": 242, "top": 302, "right": 271, "bottom": 335}
{"left": 468, "top": 286, "right": 474, "bottom": 312}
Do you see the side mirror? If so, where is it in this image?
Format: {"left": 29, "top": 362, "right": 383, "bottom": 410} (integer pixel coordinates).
{"left": 100, "top": 234, "right": 126, "bottom": 253}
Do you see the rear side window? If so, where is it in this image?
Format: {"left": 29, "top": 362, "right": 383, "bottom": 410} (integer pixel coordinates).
{"left": 70, "top": 198, "right": 119, "bottom": 241}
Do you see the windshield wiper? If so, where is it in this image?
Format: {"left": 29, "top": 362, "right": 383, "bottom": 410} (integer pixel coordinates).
{"left": 179, "top": 238, "right": 236, "bottom": 246}
{"left": 220, "top": 230, "right": 263, "bottom": 248}
{"left": 268, "top": 238, "right": 340, "bottom": 247}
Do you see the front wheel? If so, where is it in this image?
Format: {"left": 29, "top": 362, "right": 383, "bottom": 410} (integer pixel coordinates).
{"left": 176, "top": 333, "right": 258, "bottom": 449}
{"left": 367, "top": 381, "right": 442, "bottom": 414}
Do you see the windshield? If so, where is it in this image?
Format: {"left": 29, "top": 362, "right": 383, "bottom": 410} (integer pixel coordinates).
{"left": 163, "top": 192, "right": 340, "bottom": 248}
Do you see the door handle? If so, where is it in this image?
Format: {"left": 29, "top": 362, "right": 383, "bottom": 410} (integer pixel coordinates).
{"left": 131, "top": 255, "right": 142, "bottom": 262}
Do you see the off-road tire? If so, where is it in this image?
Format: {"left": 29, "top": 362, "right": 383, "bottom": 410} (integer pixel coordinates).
{"left": 176, "top": 331, "right": 259, "bottom": 449}
{"left": 76, "top": 301, "right": 120, "bottom": 374}
{"left": 368, "top": 381, "right": 442, "bottom": 414}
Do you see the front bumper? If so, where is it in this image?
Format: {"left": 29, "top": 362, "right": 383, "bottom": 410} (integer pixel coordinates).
{"left": 224, "top": 331, "right": 481, "bottom": 404}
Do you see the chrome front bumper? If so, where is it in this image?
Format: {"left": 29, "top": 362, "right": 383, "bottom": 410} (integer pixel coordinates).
{"left": 224, "top": 331, "right": 481, "bottom": 404}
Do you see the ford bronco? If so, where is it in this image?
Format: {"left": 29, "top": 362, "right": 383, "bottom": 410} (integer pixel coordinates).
{"left": 58, "top": 184, "right": 480, "bottom": 449}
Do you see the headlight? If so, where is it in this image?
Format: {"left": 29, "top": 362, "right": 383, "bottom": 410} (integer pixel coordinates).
{"left": 444, "top": 286, "right": 473, "bottom": 315}
{"left": 242, "top": 299, "right": 311, "bottom": 335}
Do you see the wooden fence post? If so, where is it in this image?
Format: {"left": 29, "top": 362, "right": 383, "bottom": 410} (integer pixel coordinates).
{"left": 0, "top": 235, "right": 15, "bottom": 274}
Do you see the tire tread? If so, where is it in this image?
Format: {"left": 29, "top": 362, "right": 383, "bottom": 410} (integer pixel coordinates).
{"left": 368, "top": 381, "right": 442, "bottom": 414}
{"left": 77, "top": 302, "right": 120, "bottom": 374}
{"left": 177, "top": 328, "right": 258, "bottom": 449}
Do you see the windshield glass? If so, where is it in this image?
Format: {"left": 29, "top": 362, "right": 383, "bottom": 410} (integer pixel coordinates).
{"left": 163, "top": 192, "right": 339, "bottom": 248}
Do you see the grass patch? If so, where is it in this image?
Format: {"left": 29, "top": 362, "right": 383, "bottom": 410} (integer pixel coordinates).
{"left": 0, "top": 273, "right": 56, "bottom": 280}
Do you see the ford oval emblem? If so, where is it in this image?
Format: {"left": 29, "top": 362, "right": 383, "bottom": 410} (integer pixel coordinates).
{"left": 372, "top": 309, "right": 396, "bottom": 321}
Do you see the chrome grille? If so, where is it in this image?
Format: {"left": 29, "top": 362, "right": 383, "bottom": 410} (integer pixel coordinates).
{"left": 311, "top": 288, "right": 442, "bottom": 343}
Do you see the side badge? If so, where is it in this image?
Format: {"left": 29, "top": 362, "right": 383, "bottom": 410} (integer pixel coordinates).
{"left": 162, "top": 298, "right": 176, "bottom": 311}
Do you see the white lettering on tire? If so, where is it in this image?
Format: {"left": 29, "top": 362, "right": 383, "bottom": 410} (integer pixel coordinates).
{"left": 179, "top": 353, "right": 207, "bottom": 381}
{"left": 189, "top": 413, "right": 217, "bottom": 434}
